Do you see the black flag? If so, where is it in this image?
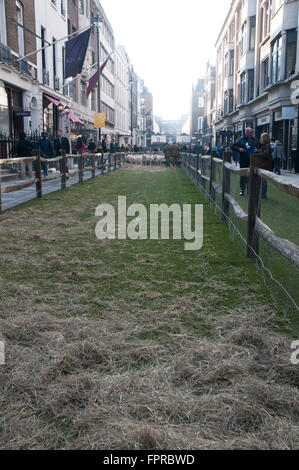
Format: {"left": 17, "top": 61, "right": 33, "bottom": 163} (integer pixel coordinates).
{"left": 65, "top": 28, "right": 91, "bottom": 79}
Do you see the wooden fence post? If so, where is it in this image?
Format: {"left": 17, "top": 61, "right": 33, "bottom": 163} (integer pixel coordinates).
{"left": 221, "top": 152, "right": 231, "bottom": 223}
{"left": 0, "top": 167, "right": 2, "bottom": 215}
{"left": 79, "top": 151, "right": 83, "bottom": 183}
{"left": 92, "top": 154, "right": 96, "bottom": 178}
{"left": 209, "top": 150, "right": 216, "bottom": 205}
{"left": 196, "top": 154, "right": 200, "bottom": 185}
{"left": 61, "top": 150, "right": 67, "bottom": 190}
{"left": 35, "top": 150, "right": 42, "bottom": 199}
{"left": 247, "top": 154, "right": 262, "bottom": 259}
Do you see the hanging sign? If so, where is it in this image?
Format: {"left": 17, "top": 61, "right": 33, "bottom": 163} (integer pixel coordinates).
{"left": 94, "top": 112, "right": 105, "bottom": 128}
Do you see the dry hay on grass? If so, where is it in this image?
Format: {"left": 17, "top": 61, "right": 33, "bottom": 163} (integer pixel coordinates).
{"left": 0, "top": 303, "right": 299, "bottom": 450}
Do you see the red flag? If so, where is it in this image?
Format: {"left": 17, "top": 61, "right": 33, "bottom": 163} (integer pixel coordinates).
{"left": 87, "top": 54, "right": 111, "bottom": 98}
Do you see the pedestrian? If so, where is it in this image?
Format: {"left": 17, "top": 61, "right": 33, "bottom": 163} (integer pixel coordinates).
{"left": 194, "top": 140, "right": 204, "bottom": 156}
{"left": 87, "top": 138, "right": 96, "bottom": 153}
{"left": 102, "top": 138, "right": 107, "bottom": 153}
{"left": 256, "top": 133, "right": 273, "bottom": 199}
{"left": 273, "top": 140, "right": 285, "bottom": 175}
{"left": 110, "top": 138, "right": 115, "bottom": 154}
{"left": 162, "top": 142, "right": 171, "bottom": 167}
{"left": 169, "top": 142, "right": 181, "bottom": 167}
{"left": 38, "top": 131, "right": 54, "bottom": 178}
{"left": 54, "top": 129, "right": 70, "bottom": 176}
{"left": 232, "top": 127, "right": 258, "bottom": 196}
{"left": 76, "top": 136, "right": 87, "bottom": 154}
{"left": 15, "top": 131, "right": 34, "bottom": 177}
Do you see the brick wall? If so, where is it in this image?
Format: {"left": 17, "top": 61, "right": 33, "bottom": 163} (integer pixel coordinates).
{"left": 5, "top": 0, "right": 37, "bottom": 65}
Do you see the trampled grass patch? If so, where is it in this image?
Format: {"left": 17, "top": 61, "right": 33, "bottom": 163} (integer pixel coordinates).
{"left": 0, "top": 166, "right": 298, "bottom": 449}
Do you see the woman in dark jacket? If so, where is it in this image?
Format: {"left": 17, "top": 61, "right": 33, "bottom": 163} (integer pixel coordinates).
{"left": 257, "top": 133, "right": 273, "bottom": 199}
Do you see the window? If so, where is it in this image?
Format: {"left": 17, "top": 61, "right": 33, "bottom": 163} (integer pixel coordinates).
{"left": 248, "top": 69, "right": 254, "bottom": 101}
{"left": 81, "top": 80, "right": 87, "bottom": 106}
{"left": 41, "top": 27, "right": 46, "bottom": 71}
{"left": 263, "top": 57, "right": 269, "bottom": 89}
{"left": 271, "top": 35, "right": 282, "bottom": 83}
{"left": 249, "top": 17, "right": 256, "bottom": 51}
{"left": 240, "top": 72, "right": 246, "bottom": 103}
{"left": 61, "top": 0, "right": 65, "bottom": 16}
{"left": 224, "top": 53, "right": 229, "bottom": 77}
{"left": 72, "top": 82, "right": 77, "bottom": 102}
{"left": 224, "top": 91, "right": 228, "bottom": 115}
{"left": 198, "top": 96, "right": 204, "bottom": 108}
{"left": 229, "top": 89, "right": 234, "bottom": 113}
{"left": 260, "top": 7, "right": 264, "bottom": 40}
{"left": 16, "top": 1, "right": 24, "bottom": 57}
{"left": 79, "top": 0, "right": 84, "bottom": 14}
{"left": 85, "top": 0, "right": 89, "bottom": 18}
{"left": 264, "top": 1, "right": 270, "bottom": 37}
{"left": 286, "top": 29, "right": 297, "bottom": 78}
{"left": 229, "top": 50, "right": 234, "bottom": 76}
{"left": 229, "top": 21, "right": 235, "bottom": 42}
{"left": 0, "top": 0, "right": 7, "bottom": 45}
{"left": 241, "top": 22, "right": 247, "bottom": 55}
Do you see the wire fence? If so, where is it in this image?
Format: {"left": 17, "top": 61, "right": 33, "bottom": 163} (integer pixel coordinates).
{"left": 181, "top": 151, "right": 299, "bottom": 331}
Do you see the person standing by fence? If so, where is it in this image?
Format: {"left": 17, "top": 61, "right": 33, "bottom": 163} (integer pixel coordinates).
{"left": 14, "top": 132, "right": 34, "bottom": 177}
{"left": 170, "top": 143, "right": 181, "bottom": 167}
{"left": 256, "top": 133, "right": 273, "bottom": 199}
{"left": 54, "top": 129, "right": 70, "bottom": 177}
{"left": 38, "top": 132, "right": 54, "bottom": 178}
{"left": 163, "top": 143, "right": 171, "bottom": 167}
{"left": 232, "top": 127, "right": 258, "bottom": 196}
{"left": 273, "top": 140, "right": 285, "bottom": 175}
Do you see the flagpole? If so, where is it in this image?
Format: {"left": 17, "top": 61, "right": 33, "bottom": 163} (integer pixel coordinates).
{"left": 16, "top": 25, "right": 92, "bottom": 62}
{"left": 95, "top": 18, "right": 103, "bottom": 148}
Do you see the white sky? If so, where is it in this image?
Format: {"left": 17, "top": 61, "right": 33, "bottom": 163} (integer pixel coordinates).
{"left": 100, "top": 0, "right": 232, "bottom": 120}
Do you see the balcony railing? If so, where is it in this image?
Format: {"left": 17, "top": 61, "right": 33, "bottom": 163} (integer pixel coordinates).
{"left": 0, "top": 43, "right": 12, "bottom": 65}
{"left": 19, "top": 59, "right": 31, "bottom": 76}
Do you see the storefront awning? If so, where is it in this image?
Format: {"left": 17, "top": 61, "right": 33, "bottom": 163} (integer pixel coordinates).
{"left": 44, "top": 94, "right": 85, "bottom": 126}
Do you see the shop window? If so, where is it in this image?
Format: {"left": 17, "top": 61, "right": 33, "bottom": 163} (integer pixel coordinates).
{"left": 286, "top": 29, "right": 297, "bottom": 78}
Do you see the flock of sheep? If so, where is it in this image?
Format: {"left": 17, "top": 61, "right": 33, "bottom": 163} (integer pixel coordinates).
{"left": 125, "top": 154, "right": 165, "bottom": 166}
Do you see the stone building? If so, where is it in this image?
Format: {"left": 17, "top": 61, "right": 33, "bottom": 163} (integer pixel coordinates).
{"left": 214, "top": 0, "right": 299, "bottom": 169}
{"left": 0, "top": 0, "right": 37, "bottom": 137}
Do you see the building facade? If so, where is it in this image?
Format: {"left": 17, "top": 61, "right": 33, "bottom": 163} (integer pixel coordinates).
{"left": 213, "top": 0, "right": 299, "bottom": 169}
{"left": 0, "top": 0, "right": 149, "bottom": 150}
{"left": 190, "top": 78, "right": 205, "bottom": 142}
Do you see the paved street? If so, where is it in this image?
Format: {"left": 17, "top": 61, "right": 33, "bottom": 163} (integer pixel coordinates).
{"left": 1, "top": 166, "right": 111, "bottom": 211}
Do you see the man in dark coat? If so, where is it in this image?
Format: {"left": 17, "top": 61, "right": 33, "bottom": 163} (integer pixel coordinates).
{"left": 162, "top": 143, "right": 171, "bottom": 167}
{"left": 54, "top": 129, "right": 70, "bottom": 176}
{"left": 38, "top": 132, "right": 54, "bottom": 178}
{"left": 15, "top": 132, "right": 34, "bottom": 177}
{"left": 232, "top": 127, "right": 258, "bottom": 196}
{"left": 169, "top": 143, "right": 181, "bottom": 167}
